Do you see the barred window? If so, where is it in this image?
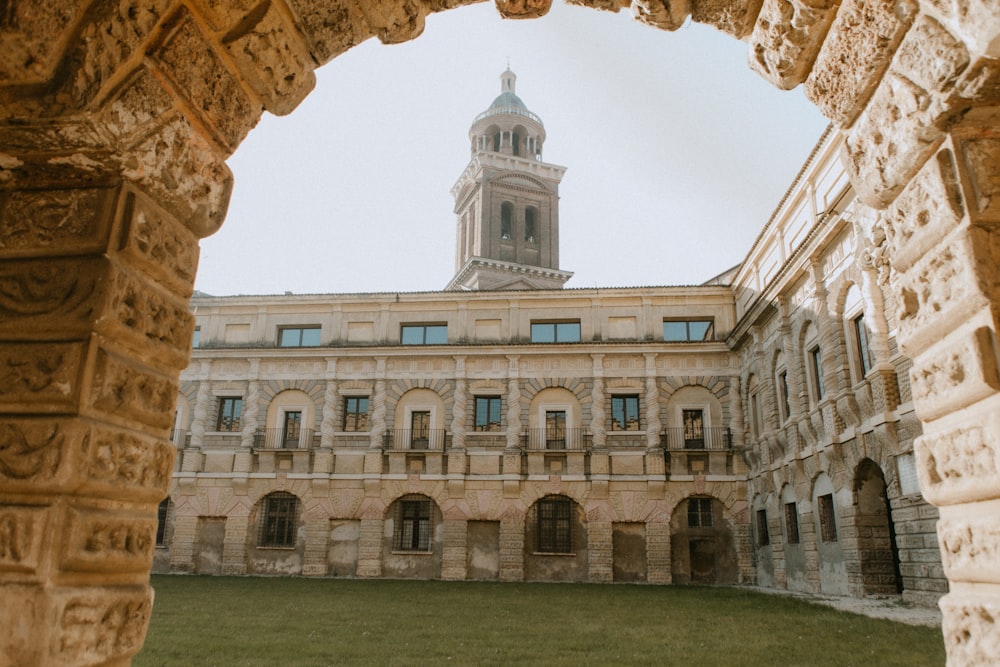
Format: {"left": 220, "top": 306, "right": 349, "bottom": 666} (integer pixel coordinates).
{"left": 818, "top": 493, "right": 838, "bottom": 542}
{"left": 156, "top": 498, "right": 171, "bottom": 547}
{"left": 537, "top": 497, "right": 572, "bottom": 553}
{"left": 257, "top": 492, "right": 299, "bottom": 548}
{"left": 784, "top": 502, "right": 800, "bottom": 544}
{"left": 394, "top": 496, "right": 432, "bottom": 552}
{"left": 687, "top": 497, "right": 713, "bottom": 528}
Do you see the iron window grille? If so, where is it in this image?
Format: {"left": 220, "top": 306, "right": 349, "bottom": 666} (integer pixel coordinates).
{"left": 784, "top": 502, "right": 800, "bottom": 544}
{"left": 395, "top": 497, "right": 432, "bottom": 552}
{"left": 818, "top": 493, "right": 838, "bottom": 542}
{"left": 687, "top": 497, "right": 713, "bottom": 528}
{"left": 537, "top": 497, "right": 572, "bottom": 553}
{"left": 257, "top": 492, "right": 299, "bottom": 548}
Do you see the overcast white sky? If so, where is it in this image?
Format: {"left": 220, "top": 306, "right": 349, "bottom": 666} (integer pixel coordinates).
{"left": 195, "top": 1, "right": 829, "bottom": 296}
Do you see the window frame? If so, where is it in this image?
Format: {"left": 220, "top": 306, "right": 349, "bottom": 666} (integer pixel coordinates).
{"left": 852, "top": 313, "right": 874, "bottom": 379}
{"left": 257, "top": 492, "right": 299, "bottom": 549}
{"left": 818, "top": 493, "right": 838, "bottom": 542}
{"left": 215, "top": 396, "right": 243, "bottom": 432}
{"left": 536, "top": 497, "right": 573, "bottom": 554}
{"left": 394, "top": 496, "right": 432, "bottom": 552}
{"left": 401, "top": 323, "right": 448, "bottom": 345}
{"left": 192, "top": 327, "right": 200, "bottom": 349}
{"left": 156, "top": 498, "right": 171, "bottom": 547}
{"left": 530, "top": 320, "right": 581, "bottom": 343}
{"left": 808, "top": 345, "right": 825, "bottom": 402}
{"left": 687, "top": 497, "right": 713, "bottom": 528}
{"left": 756, "top": 508, "right": 770, "bottom": 547}
{"left": 777, "top": 369, "right": 791, "bottom": 423}
{"left": 278, "top": 325, "right": 321, "bottom": 348}
{"left": 342, "top": 396, "right": 370, "bottom": 432}
{"left": 662, "top": 318, "right": 715, "bottom": 342}
{"left": 473, "top": 396, "right": 502, "bottom": 432}
{"left": 784, "top": 502, "right": 800, "bottom": 545}
{"left": 610, "top": 394, "right": 641, "bottom": 431}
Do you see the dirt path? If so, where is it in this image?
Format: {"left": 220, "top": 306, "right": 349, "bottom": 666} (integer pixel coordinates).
{"left": 749, "top": 587, "right": 943, "bottom": 627}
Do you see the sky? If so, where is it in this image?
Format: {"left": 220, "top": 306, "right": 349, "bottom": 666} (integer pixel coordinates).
{"left": 195, "top": 1, "right": 830, "bottom": 296}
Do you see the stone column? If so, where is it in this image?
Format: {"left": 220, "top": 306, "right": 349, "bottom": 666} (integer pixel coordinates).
{"left": 448, "top": 358, "right": 468, "bottom": 476}
{"left": 366, "top": 370, "right": 387, "bottom": 475}
{"left": 302, "top": 511, "right": 330, "bottom": 577}
{"left": 184, "top": 379, "right": 212, "bottom": 472}
{"left": 503, "top": 356, "right": 523, "bottom": 476}
{"left": 589, "top": 355, "right": 609, "bottom": 476}
{"left": 315, "top": 360, "right": 338, "bottom": 474}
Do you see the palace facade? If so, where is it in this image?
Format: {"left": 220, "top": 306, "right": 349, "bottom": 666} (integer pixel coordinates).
{"left": 155, "top": 72, "right": 945, "bottom": 603}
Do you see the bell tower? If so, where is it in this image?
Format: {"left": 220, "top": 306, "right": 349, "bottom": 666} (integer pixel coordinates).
{"left": 447, "top": 69, "right": 573, "bottom": 291}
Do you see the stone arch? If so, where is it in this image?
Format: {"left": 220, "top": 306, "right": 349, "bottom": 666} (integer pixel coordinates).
{"left": 383, "top": 492, "right": 444, "bottom": 578}
{"left": 3, "top": 0, "right": 1000, "bottom": 662}
{"left": 247, "top": 490, "right": 306, "bottom": 575}
{"left": 853, "top": 458, "right": 903, "bottom": 595}
{"left": 523, "top": 494, "right": 588, "bottom": 582}
{"left": 669, "top": 492, "right": 740, "bottom": 585}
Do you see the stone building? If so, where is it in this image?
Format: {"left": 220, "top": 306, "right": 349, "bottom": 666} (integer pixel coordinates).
{"left": 155, "top": 72, "right": 946, "bottom": 605}
{"left": 4, "top": 1, "right": 1000, "bottom": 664}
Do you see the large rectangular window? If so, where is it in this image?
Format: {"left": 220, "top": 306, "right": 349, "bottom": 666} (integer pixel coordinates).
{"left": 474, "top": 396, "right": 502, "bottom": 432}
{"left": 401, "top": 324, "right": 448, "bottom": 345}
{"left": 756, "top": 509, "right": 770, "bottom": 546}
{"left": 663, "top": 319, "right": 715, "bottom": 342}
{"left": 343, "top": 397, "right": 369, "bottom": 432}
{"left": 809, "top": 346, "right": 825, "bottom": 401}
{"left": 818, "top": 493, "right": 838, "bottom": 542}
{"left": 853, "top": 313, "right": 874, "bottom": 377}
{"left": 216, "top": 397, "right": 243, "bottom": 432}
{"left": 395, "top": 498, "right": 431, "bottom": 552}
{"left": 683, "top": 409, "right": 704, "bottom": 448}
{"left": 258, "top": 493, "right": 299, "bottom": 548}
{"left": 537, "top": 497, "right": 572, "bottom": 553}
{"left": 278, "top": 326, "right": 321, "bottom": 347}
{"left": 611, "top": 395, "right": 640, "bottom": 431}
{"left": 784, "top": 502, "right": 800, "bottom": 544}
{"left": 530, "top": 321, "right": 581, "bottom": 343}
{"left": 687, "top": 497, "right": 713, "bottom": 528}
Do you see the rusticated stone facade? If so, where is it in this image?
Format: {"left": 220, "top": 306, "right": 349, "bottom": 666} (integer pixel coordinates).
{"left": 2, "top": 1, "right": 1000, "bottom": 665}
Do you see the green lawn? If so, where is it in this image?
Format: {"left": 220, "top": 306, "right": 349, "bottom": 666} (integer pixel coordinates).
{"left": 137, "top": 576, "right": 944, "bottom": 667}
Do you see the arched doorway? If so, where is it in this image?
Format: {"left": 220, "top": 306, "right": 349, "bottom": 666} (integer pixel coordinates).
{"left": 855, "top": 460, "right": 903, "bottom": 595}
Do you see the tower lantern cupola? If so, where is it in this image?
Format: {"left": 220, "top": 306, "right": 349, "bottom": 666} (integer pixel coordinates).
{"left": 447, "top": 69, "right": 572, "bottom": 291}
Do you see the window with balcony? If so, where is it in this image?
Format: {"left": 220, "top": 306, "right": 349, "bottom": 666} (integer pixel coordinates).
{"left": 818, "top": 493, "right": 838, "bottom": 542}
{"left": 401, "top": 324, "right": 448, "bottom": 345}
{"left": 784, "top": 502, "right": 800, "bottom": 544}
{"left": 536, "top": 497, "right": 572, "bottom": 553}
{"left": 687, "top": 497, "right": 713, "bottom": 528}
{"left": 663, "top": 319, "right": 714, "bottom": 342}
{"left": 474, "top": 396, "right": 502, "bottom": 432}
{"left": 343, "top": 397, "right": 369, "bottom": 432}
{"left": 216, "top": 397, "right": 243, "bottom": 432}
{"left": 530, "top": 321, "right": 581, "bottom": 343}
{"left": 683, "top": 409, "right": 705, "bottom": 448}
{"left": 394, "top": 496, "right": 432, "bottom": 552}
{"left": 853, "top": 313, "right": 874, "bottom": 378}
{"left": 257, "top": 492, "right": 299, "bottom": 548}
{"left": 500, "top": 202, "right": 513, "bottom": 240}
{"left": 545, "top": 410, "right": 567, "bottom": 450}
{"left": 611, "top": 395, "right": 640, "bottom": 431}
{"left": 278, "top": 325, "right": 321, "bottom": 347}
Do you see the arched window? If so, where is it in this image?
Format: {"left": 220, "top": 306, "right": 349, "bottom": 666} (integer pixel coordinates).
{"left": 257, "top": 492, "right": 299, "bottom": 548}
{"left": 500, "top": 202, "right": 513, "bottom": 240}
{"left": 393, "top": 494, "right": 433, "bottom": 552}
{"left": 512, "top": 131, "right": 521, "bottom": 156}
{"left": 524, "top": 207, "right": 537, "bottom": 243}
{"left": 493, "top": 132, "right": 501, "bottom": 152}
{"left": 536, "top": 496, "right": 573, "bottom": 553}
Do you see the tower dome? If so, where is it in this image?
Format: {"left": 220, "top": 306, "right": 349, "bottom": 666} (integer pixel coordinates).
{"left": 469, "top": 68, "right": 546, "bottom": 160}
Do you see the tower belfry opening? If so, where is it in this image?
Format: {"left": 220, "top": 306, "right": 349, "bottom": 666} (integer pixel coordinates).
{"left": 447, "top": 70, "right": 573, "bottom": 291}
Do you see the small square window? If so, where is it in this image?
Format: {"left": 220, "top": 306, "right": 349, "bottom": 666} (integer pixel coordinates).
{"left": 401, "top": 324, "right": 448, "bottom": 345}
{"left": 663, "top": 319, "right": 715, "bottom": 342}
{"left": 279, "top": 326, "right": 321, "bottom": 347}
{"left": 530, "top": 321, "right": 580, "bottom": 343}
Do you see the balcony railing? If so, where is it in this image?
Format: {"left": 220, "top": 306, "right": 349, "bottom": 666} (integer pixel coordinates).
{"left": 253, "top": 428, "right": 318, "bottom": 450}
{"left": 661, "top": 427, "right": 733, "bottom": 451}
{"left": 383, "top": 429, "right": 449, "bottom": 451}
{"left": 523, "top": 428, "right": 591, "bottom": 451}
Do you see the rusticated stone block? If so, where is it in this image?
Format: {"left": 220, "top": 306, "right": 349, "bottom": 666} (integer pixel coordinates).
{"left": 0, "top": 504, "right": 48, "bottom": 576}
{"left": 805, "top": 0, "right": 917, "bottom": 126}
{"left": 98, "top": 67, "right": 176, "bottom": 148}
{"left": 118, "top": 188, "right": 200, "bottom": 296}
{"left": 908, "top": 327, "right": 1000, "bottom": 422}
{"left": 496, "top": 0, "right": 554, "bottom": 20}
{"left": 0, "top": 187, "right": 114, "bottom": 257}
{"left": 152, "top": 9, "right": 261, "bottom": 152}
{"left": 50, "top": 585, "right": 153, "bottom": 666}
{"left": 356, "top": 0, "right": 428, "bottom": 45}
{"left": 880, "top": 146, "right": 964, "bottom": 273}
{"left": 631, "top": 0, "right": 691, "bottom": 31}
{"left": 62, "top": 508, "right": 156, "bottom": 573}
{"left": 0, "top": 419, "right": 76, "bottom": 493}
{"left": 284, "top": 0, "right": 373, "bottom": 65}
{"left": 78, "top": 426, "right": 174, "bottom": 502}
{"left": 222, "top": 1, "right": 316, "bottom": 116}
{"left": 0, "top": 0, "right": 84, "bottom": 85}
{"left": 0, "top": 342, "right": 84, "bottom": 411}
{"left": 120, "top": 114, "right": 233, "bottom": 239}
{"left": 0, "top": 122, "right": 106, "bottom": 155}
{"left": 940, "top": 593, "right": 1000, "bottom": 667}
{"left": 90, "top": 348, "right": 178, "bottom": 432}
{"left": 104, "top": 268, "right": 195, "bottom": 369}
{"left": 956, "top": 134, "right": 1000, "bottom": 223}
{"left": 748, "top": 0, "right": 841, "bottom": 91}
{"left": 689, "top": 0, "right": 763, "bottom": 39}
{"left": 939, "top": 515, "right": 1000, "bottom": 583}
{"left": 0, "top": 258, "right": 105, "bottom": 340}
{"left": 916, "top": 412, "right": 1000, "bottom": 506}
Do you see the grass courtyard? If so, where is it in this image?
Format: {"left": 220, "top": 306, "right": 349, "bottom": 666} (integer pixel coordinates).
{"left": 137, "top": 575, "right": 944, "bottom": 666}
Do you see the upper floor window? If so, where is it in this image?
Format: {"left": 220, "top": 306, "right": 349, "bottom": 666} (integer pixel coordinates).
{"left": 853, "top": 313, "right": 874, "bottom": 378}
{"left": 530, "top": 321, "right": 581, "bottom": 343}
{"left": 401, "top": 324, "right": 448, "bottom": 345}
{"left": 611, "top": 395, "right": 640, "bottom": 431}
{"left": 536, "top": 497, "right": 572, "bottom": 553}
{"left": 663, "top": 319, "right": 714, "bottom": 342}
{"left": 474, "top": 396, "right": 502, "bottom": 432}
{"left": 756, "top": 508, "right": 770, "bottom": 547}
{"left": 687, "top": 497, "right": 713, "bottom": 528}
{"left": 809, "top": 346, "right": 825, "bottom": 401}
{"left": 524, "top": 207, "right": 537, "bottom": 243}
{"left": 156, "top": 498, "right": 171, "bottom": 547}
{"left": 343, "top": 397, "right": 369, "bottom": 432}
{"left": 512, "top": 131, "right": 521, "bottom": 156}
{"left": 216, "top": 397, "right": 243, "bottom": 432}
{"left": 777, "top": 370, "right": 791, "bottom": 422}
{"left": 192, "top": 327, "right": 200, "bottom": 348}
{"left": 279, "top": 326, "right": 320, "bottom": 347}
{"left": 501, "top": 202, "right": 513, "bottom": 240}
{"left": 257, "top": 492, "right": 299, "bottom": 548}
